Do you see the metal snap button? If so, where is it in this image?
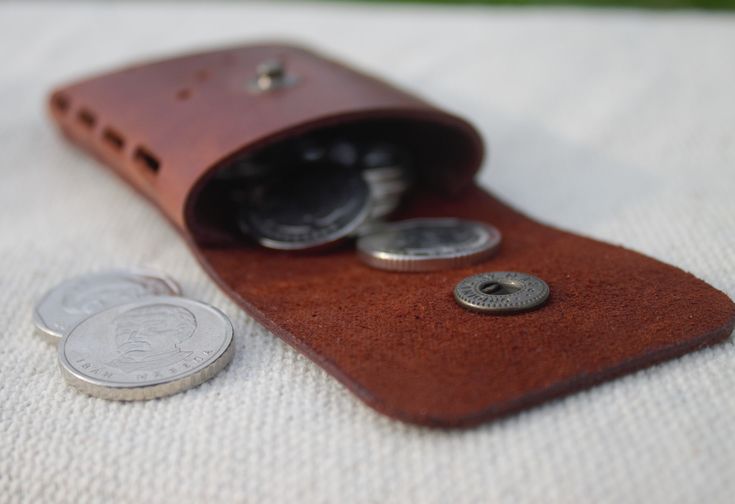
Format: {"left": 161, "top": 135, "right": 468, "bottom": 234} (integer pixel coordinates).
{"left": 454, "top": 271, "right": 549, "bottom": 314}
{"left": 248, "top": 59, "right": 300, "bottom": 93}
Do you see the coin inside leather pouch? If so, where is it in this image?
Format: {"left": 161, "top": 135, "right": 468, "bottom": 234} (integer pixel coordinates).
{"left": 48, "top": 43, "right": 735, "bottom": 427}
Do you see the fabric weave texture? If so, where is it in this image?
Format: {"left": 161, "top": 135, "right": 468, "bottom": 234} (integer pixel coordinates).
{"left": 1, "top": 2, "right": 734, "bottom": 503}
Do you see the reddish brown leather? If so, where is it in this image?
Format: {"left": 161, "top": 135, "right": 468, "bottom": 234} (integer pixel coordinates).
{"left": 48, "top": 43, "right": 735, "bottom": 427}
{"left": 47, "top": 43, "right": 482, "bottom": 245}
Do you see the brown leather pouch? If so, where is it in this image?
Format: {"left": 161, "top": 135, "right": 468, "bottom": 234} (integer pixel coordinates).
{"left": 48, "top": 43, "right": 735, "bottom": 427}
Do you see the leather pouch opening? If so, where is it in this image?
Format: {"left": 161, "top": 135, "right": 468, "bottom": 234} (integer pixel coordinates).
{"left": 191, "top": 117, "right": 479, "bottom": 245}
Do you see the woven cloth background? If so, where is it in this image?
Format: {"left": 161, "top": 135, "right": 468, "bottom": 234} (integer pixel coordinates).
{"left": 1, "top": 2, "right": 734, "bottom": 503}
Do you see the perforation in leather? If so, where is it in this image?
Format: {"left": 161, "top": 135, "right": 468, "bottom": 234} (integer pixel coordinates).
{"left": 133, "top": 146, "right": 161, "bottom": 176}
{"left": 76, "top": 108, "right": 96, "bottom": 129}
{"left": 102, "top": 127, "right": 125, "bottom": 152}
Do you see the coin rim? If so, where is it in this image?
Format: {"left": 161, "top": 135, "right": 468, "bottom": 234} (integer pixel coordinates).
{"left": 356, "top": 218, "right": 502, "bottom": 272}
{"left": 33, "top": 268, "right": 182, "bottom": 344}
{"left": 57, "top": 296, "right": 234, "bottom": 400}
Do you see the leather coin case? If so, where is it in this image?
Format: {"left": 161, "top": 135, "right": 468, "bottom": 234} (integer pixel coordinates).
{"left": 48, "top": 43, "right": 735, "bottom": 427}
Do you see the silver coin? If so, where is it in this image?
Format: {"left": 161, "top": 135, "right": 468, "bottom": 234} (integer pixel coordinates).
{"left": 454, "top": 271, "right": 550, "bottom": 313}
{"left": 362, "top": 166, "right": 412, "bottom": 220}
{"left": 240, "top": 164, "right": 371, "bottom": 250}
{"left": 329, "top": 140, "right": 359, "bottom": 166}
{"left": 362, "top": 143, "right": 404, "bottom": 170}
{"left": 33, "top": 269, "right": 181, "bottom": 343}
{"left": 365, "top": 177, "right": 412, "bottom": 200}
{"left": 298, "top": 140, "right": 327, "bottom": 163}
{"left": 58, "top": 296, "right": 234, "bottom": 400}
{"left": 214, "top": 156, "right": 269, "bottom": 180}
{"left": 357, "top": 218, "right": 502, "bottom": 272}
{"left": 369, "top": 196, "right": 402, "bottom": 220}
{"left": 362, "top": 166, "right": 407, "bottom": 184}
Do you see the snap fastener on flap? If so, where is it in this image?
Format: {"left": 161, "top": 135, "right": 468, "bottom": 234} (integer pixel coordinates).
{"left": 248, "top": 59, "right": 300, "bottom": 93}
{"left": 454, "top": 271, "right": 549, "bottom": 314}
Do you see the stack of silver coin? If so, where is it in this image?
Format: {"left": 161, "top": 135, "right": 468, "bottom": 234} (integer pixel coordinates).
{"left": 217, "top": 135, "right": 507, "bottom": 273}
{"left": 222, "top": 138, "right": 414, "bottom": 251}
{"left": 33, "top": 269, "right": 235, "bottom": 401}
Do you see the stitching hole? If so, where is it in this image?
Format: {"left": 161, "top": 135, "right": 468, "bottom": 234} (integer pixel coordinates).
{"left": 52, "top": 94, "right": 70, "bottom": 114}
{"left": 133, "top": 146, "right": 160, "bottom": 175}
{"left": 77, "top": 108, "right": 97, "bottom": 129}
{"left": 102, "top": 127, "right": 125, "bottom": 151}
{"left": 176, "top": 88, "right": 191, "bottom": 101}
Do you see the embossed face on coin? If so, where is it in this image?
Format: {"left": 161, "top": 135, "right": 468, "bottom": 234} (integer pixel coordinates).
{"left": 33, "top": 269, "right": 181, "bottom": 343}
{"left": 58, "top": 297, "right": 234, "bottom": 400}
{"left": 240, "top": 163, "right": 371, "bottom": 250}
{"left": 108, "top": 304, "right": 197, "bottom": 373}
{"left": 357, "top": 218, "right": 502, "bottom": 272}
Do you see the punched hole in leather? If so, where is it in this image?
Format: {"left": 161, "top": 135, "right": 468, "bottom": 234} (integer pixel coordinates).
{"left": 47, "top": 43, "right": 735, "bottom": 427}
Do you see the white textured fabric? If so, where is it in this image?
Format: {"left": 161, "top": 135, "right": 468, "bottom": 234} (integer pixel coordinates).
{"left": 1, "top": 2, "right": 734, "bottom": 503}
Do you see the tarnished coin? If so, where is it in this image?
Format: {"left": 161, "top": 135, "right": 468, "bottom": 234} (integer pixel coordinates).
{"left": 33, "top": 269, "right": 180, "bottom": 343}
{"left": 362, "top": 166, "right": 413, "bottom": 219}
{"left": 369, "top": 195, "right": 403, "bottom": 220}
{"left": 58, "top": 296, "right": 234, "bottom": 401}
{"left": 365, "top": 177, "right": 412, "bottom": 201}
{"left": 362, "top": 143, "right": 406, "bottom": 171}
{"left": 364, "top": 181, "right": 408, "bottom": 220}
{"left": 357, "top": 218, "right": 501, "bottom": 272}
{"left": 214, "top": 155, "right": 270, "bottom": 180}
{"left": 362, "top": 166, "right": 407, "bottom": 184}
{"left": 240, "top": 163, "right": 371, "bottom": 250}
{"left": 329, "top": 140, "right": 359, "bottom": 167}
{"left": 454, "top": 271, "right": 550, "bottom": 314}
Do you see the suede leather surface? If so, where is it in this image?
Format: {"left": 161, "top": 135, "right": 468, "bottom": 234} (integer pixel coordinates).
{"left": 199, "top": 186, "right": 735, "bottom": 426}
{"left": 48, "top": 43, "right": 735, "bottom": 427}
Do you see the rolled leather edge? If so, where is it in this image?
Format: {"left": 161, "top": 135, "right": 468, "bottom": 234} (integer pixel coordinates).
{"left": 47, "top": 42, "right": 484, "bottom": 245}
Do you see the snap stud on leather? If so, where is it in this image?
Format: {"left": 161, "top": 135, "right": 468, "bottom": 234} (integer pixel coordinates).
{"left": 454, "top": 271, "right": 549, "bottom": 314}
{"left": 249, "top": 59, "right": 299, "bottom": 93}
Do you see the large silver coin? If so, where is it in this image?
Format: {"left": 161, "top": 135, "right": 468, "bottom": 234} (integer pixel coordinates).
{"left": 357, "top": 218, "right": 502, "bottom": 272}
{"left": 240, "top": 164, "right": 371, "bottom": 250}
{"left": 33, "top": 269, "right": 181, "bottom": 343}
{"left": 58, "top": 296, "right": 234, "bottom": 401}
{"left": 454, "top": 271, "right": 550, "bottom": 314}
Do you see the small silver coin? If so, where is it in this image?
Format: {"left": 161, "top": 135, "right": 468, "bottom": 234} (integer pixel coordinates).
{"left": 214, "top": 156, "right": 270, "bottom": 180}
{"left": 362, "top": 143, "right": 405, "bottom": 170}
{"left": 365, "top": 177, "right": 412, "bottom": 201}
{"left": 369, "top": 195, "right": 402, "bottom": 220}
{"left": 362, "top": 167, "right": 412, "bottom": 219}
{"left": 58, "top": 296, "right": 234, "bottom": 401}
{"left": 241, "top": 164, "right": 371, "bottom": 250}
{"left": 329, "top": 141, "right": 359, "bottom": 166}
{"left": 454, "top": 271, "right": 550, "bottom": 314}
{"left": 298, "top": 140, "right": 327, "bottom": 163}
{"left": 362, "top": 166, "right": 407, "bottom": 184}
{"left": 357, "top": 218, "right": 502, "bottom": 272}
{"left": 33, "top": 269, "right": 181, "bottom": 343}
